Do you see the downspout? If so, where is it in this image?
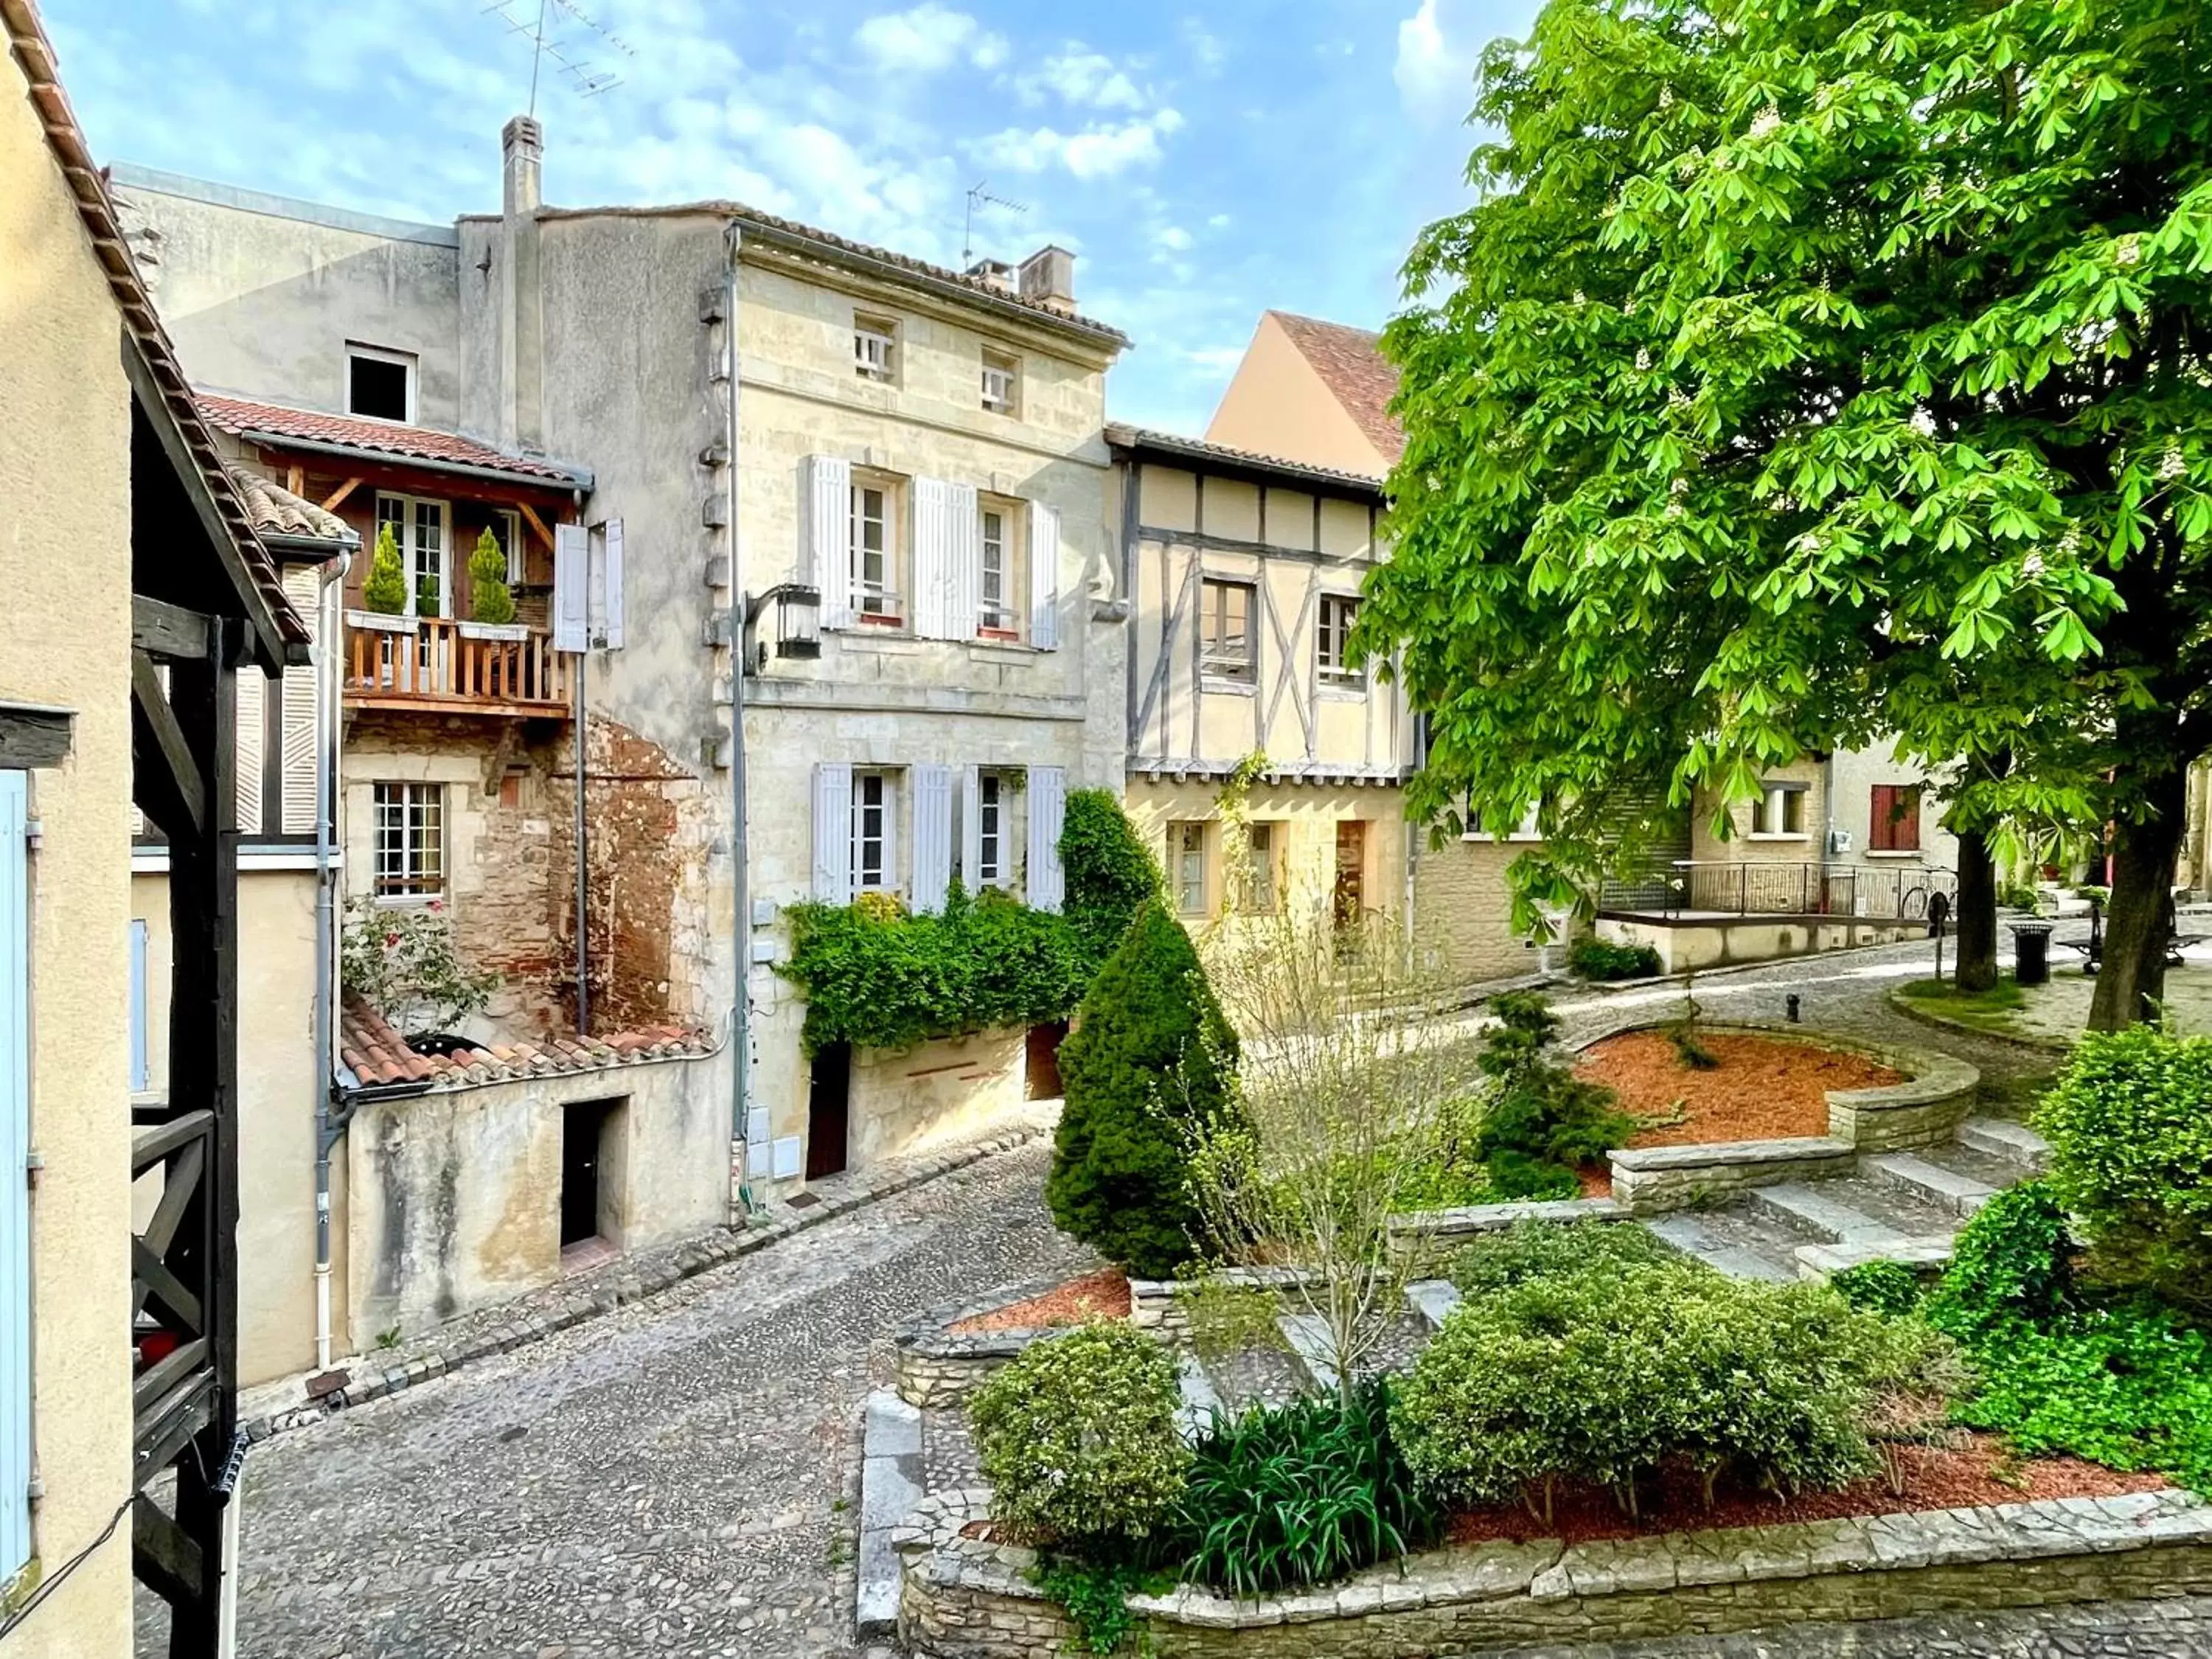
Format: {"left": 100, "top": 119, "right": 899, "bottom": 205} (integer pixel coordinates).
{"left": 574, "top": 487, "right": 591, "bottom": 1036}
{"left": 313, "top": 549, "right": 350, "bottom": 1371}
{"left": 726, "top": 221, "right": 754, "bottom": 1214}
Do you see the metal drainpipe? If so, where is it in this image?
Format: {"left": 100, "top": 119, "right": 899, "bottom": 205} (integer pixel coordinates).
{"left": 574, "top": 487, "right": 591, "bottom": 1036}
{"left": 313, "top": 548, "right": 350, "bottom": 1371}
{"left": 725, "top": 223, "right": 754, "bottom": 1212}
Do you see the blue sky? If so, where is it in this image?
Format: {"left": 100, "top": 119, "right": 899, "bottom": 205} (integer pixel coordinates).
{"left": 44, "top": 0, "right": 1539, "bottom": 433}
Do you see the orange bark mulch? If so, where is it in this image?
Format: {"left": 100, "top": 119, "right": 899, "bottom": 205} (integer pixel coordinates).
{"left": 947, "top": 1268, "right": 1131, "bottom": 1334}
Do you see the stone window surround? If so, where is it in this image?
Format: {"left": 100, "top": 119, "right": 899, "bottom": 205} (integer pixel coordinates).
{"left": 1753, "top": 778, "right": 1812, "bottom": 839}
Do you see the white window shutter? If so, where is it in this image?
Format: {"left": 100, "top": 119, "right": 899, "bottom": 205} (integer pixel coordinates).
{"left": 1028, "top": 500, "right": 1061, "bottom": 650}
{"left": 279, "top": 568, "right": 321, "bottom": 835}
{"left": 1027, "top": 765, "right": 1067, "bottom": 913}
{"left": 803, "top": 456, "right": 854, "bottom": 629}
{"left": 912, "top": 479, "right": 951, "bottom": 639}
{"left": 233, "top": 665, "right": 263, "bottom": 833}
{"left": 601, "top": 518, "right": 625, "bottom": 649}
{"left": 949, "top": 482, "right": 981, "bottom": 639}
{"left": 554, "top": 522, "right": 591, "bottom": 652}
{"left": 813, "top": 762, "right": 854, "bottom": 903}
{"left": 913, "top": 764, "right": 954, "bottom": 912}
{"left": 961, "top": 765, "right": 983, "bottom": 888}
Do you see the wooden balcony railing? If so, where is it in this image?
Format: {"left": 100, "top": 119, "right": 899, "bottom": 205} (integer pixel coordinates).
{"left": 343, "top": 616, "right": 575, "bottom": 715}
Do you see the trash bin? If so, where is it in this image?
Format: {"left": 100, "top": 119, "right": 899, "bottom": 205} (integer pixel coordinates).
{"left": 2011, "top": 922, "right": 2055, "bottom": 987}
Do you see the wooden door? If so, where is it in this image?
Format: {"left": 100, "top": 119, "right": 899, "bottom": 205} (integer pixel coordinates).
{"left": 1334, "top": 820, "right": 1367, "bottom": 927}
{"left": 807, "top": 1041, "right": 852, "bottom": 1180}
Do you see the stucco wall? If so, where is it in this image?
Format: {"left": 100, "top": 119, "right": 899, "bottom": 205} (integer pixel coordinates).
{"left": 344, "top": 1054, "right": 726, "bottom": 1349}
{"left": 0, "top": 63, "right": 136, "bottom": 1654}
{"left": 2185, "top": 761, "right": 2212, "bottom": 898}
{"left": 1828, "top": 738, "right": 1961, "bottom": 872}
{"left": 848, "top": 1028, "right": 1032, "bottom": 1169}
{"left": 1204, "top": 313, "right": 1389, "bottom": 479}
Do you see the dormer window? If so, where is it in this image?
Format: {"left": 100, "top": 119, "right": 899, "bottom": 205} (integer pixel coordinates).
{"left": 855, "top": 316, "right": 897, "bottom": 383}
{"left": 347, "top": 344, "right": 415, "bottom": 422}
{"left": 981, "top": 350, "right": 1019, "bottom": 414}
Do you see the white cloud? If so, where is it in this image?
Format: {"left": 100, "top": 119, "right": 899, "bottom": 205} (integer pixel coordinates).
{"left": 975, "top": 110, "right": 1185, "bottom": 181}
{"left": 1394, "top": 0, "right": 1485, "bottom": 124}
{"left": 1020, "top": 47, "right": 1145, "bottom": 111}
{"left": 1155, "top": 226, "right": 1192, "bottom": 251}
{"left": 852, "top": 4, "right": 1005, "bottom": 75}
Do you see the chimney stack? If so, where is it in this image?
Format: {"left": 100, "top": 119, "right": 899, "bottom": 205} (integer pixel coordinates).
{"left": 1017, "top": 246, "right": 1077, "bottom": 316}
{"left": 503, "top": 114, "right": 543, "bottom": 218}
{"left": 498, "top": 115, "right": 546, "bottom": 454}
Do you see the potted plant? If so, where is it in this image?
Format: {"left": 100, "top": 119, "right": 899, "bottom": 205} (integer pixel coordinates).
{"left": 347, "top": 522, "right": 417, "bottom": 634}
{"left": 458, "top": 526, "right": 531, "bottom": 641}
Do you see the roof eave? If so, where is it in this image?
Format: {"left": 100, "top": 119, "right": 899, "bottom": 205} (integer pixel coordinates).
{"left": 229, "top": 427, "right": 594, "bottom": 493}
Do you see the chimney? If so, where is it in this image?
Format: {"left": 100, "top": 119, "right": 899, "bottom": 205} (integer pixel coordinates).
{"left": 503, "top": 114, "right": 543, "bottom": 218}
{"left": 965, "top": 257, "right": 1018, "bottom": 296}
{"left": 1017, "top": 246, "right": 1077, "bottom": 316}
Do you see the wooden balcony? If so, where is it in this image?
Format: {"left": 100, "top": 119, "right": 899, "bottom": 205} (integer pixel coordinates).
{"left": 344, "top": 614, "right": 575, "bottom": 717}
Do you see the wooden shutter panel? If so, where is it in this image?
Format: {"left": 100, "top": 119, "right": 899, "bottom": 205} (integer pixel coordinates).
{"left": 1027, "top": 765, "right": 1067, "bottom": 913}
{"left": 280, "top": 568, "right": 322, "bottom": 835}
{"left": 554, "top": 522, "right": 590, "bottom": 652}
{"left": 0, "top": 774, "right": 29, "bottom": 1582}
{"left": 803, "top": 456, "right": 855, "bottom": 629}
{"left": 912, "top": 764, "right": 955, "bottom": 912}
{"left": 949, "top": 482, "right": 981, "bottom": 640}
{"left": 813, "top": 762, "right": 854, "bottom": 903}
{"left": 1028, "top": 500, "right": 1061, "bottom": 650}
{"left": 233, "top": 665, "right": 263, "bottom": 833}
{"left": 601, "top": 518, "right": 625, "bottom": 649}
{"left": 912, "top": 479, "right": 952, "bottom": 640}
{"left": 961, "top": 765, "right": 983, "bottom": 888}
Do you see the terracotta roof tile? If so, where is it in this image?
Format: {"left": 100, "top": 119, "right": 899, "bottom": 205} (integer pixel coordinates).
{"left": 226, "top": 465, "right": 358, "bottom": 545}
{"left": 337, "top": 992, "right": 712, "bottom": 1092}
{"left": 1268, "top": 310, "right": 1405, "bottom": 470}
{"left": 1103, "top": 423, "right": 1387, "bottom": 498}
{"left": 199, "top": 395, "right": 590, "bottom": 487}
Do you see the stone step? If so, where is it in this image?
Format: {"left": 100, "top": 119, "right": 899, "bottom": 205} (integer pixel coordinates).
{"left": 1956, "top": 1116, "right": 2051, "bottom": 1175}
{"left": 1862, "top": 1152, "right": 1998, "bottom": 1218}
{"left": 1795, "top": 1236, "right": 1959, "bottom": 1280}
{"left": 1746, "top": 1181, "right": 1913, "bottom": 1246}
{"left": 1405, "top": 1279, "right": 1462, "bottom": 1331}
{"left": 1909, "top": 1137, "right": 2032, "bottom": 1192}
{"left": 1175, "top": 1353, "right": 1223, "bottom": 1442}
{"left": 1278, "top": 1312, "right": 1339, "bottom": 1396}
{"left": 1642, "top": 1214, "right": 1798, "bottom": 1282}
{"left": 857, "top": 1391, "right": 923, "bottom": 1636}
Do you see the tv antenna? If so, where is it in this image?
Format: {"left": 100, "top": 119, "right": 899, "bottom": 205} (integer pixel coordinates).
{"left": 481, "top": 0, "right": 637, "bottom": 114}
{"left": 962, "top": 181, "right": 1029, "bottom": 267}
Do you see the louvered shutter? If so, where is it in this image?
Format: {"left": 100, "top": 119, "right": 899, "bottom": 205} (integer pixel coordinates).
{"left": 948, "top": 482, "right": 981, "bottom": 639}
{"left": 813, "top": 762, "right": 854, "bottom": 902}
{"left": 802, "top": 456, "right": 855, "bottom": 629}
{"left": 912, "top": 764, "right": 954, "bottom": 912}
{"left": 1027, "top": 765, "right": 1067, "bottom": 913}
{"left": 0, "top": 773, "right": 29, "bottom": 1583}
{"left": 554, "top": 522, "right": 590, "bottom": 652}
{"left": 234, "top": 665, "right": 263, "bottom": 834}
{"left": 911, "top": 479, "right": 953, "bottom": 639}
{"left": 600, "top": 518, "right": 625, "bottom": 649}
{"left": 1028, "top": 500, "right": 1061, "bottom": 650}
{"left": 280, "top": 568, "right": 321, "bottom": 834}
{"left": 961, "top": 765, "right": 983, "bottom": 888}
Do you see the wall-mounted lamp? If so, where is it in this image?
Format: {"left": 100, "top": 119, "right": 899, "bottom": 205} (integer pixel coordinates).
{"left": 741, "top": 584, "right": 821, "bottom": 674}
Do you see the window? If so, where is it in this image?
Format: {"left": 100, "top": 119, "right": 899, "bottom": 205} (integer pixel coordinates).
{"left": 1170, "top": 822, "right": 1208, "bottom": 915}
{"left": 977, "top": 772, "right": 1005, "bottom": 886}
{"left": 1869, "top": 784, "right": 1922, "bottom": 853}
{"left": 978, "top": 500, "right": 1023, "bottom": 635}
{"left": 347, "top": 344, "right": 415, "bottom": 422}
{"left": 493, "top": 508, "right": 526, "bottom": 585}
{"left": 1755, "top": 781, "right": 1809, "bottom": 838}
{"left": 852, "top": 771, "right": 895, "bottom": 892}
{"left": 981, "top": 350, "right": 1020, "bottom": 414}
{"left": 1200, "top": 579, "right": 1256, "bottom": 683}
{"left": 1243, "top": 821, "right": 1279, "bottom": 912}
{"left": 855, "top": 316, "right": 897, "bottom": 383}
{"left": 1317, "top": 594, "right": 1362, "bottom": 686}
{"left": 850, "top": 481, "right": 900, "bottom": 623}
{"left": 372, "top": 783, "right": 445, "bottom": 900}
{"left": 374, "top": 493, "right": 451, "bottom": 617}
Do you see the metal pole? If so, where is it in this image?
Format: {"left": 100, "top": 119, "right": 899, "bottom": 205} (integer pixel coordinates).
{"left": 574, "top": 641, "right": 588, "bottom": 1035}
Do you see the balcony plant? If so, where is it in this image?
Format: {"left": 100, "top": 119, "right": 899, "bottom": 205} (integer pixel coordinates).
{"left": 349, "top": 522, "right": 415, "bottom": 635}
{"left": 459, "top": 526, "right": 529, "bottom": 641}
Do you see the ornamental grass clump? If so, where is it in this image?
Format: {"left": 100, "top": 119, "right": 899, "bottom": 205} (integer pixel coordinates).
{"left": 968, "top": 1322, "right": 1189, "bottom": 1554}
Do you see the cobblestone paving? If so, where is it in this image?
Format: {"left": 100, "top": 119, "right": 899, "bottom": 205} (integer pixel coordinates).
{"left": 211, "top": 1142, "right": 1093, "bottom": 1659}
{"left": 1494, "top": 1596, "right": 2212, "bottom": 1656}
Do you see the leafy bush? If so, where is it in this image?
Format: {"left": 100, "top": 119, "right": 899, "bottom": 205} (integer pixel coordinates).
{"left": 1034, "top": 1558, "right": 1166, "bottom": 1655}
{"left": 969, "top": 1323, "right": 1189, "bottom": 1550}
{"left": 361, "top": 521, "right": 408, "bottom": 614}
{"left": 1925, "top": 1180, "right": 2077, "bottom": 1338}
{"left": 339, "top": 897, "right": 498, "bottom": 1037}
{"left": 467, "top": 526, "right": 516, "bottom": 625}
{"left": 1172, "top": 1279, "right": 1287, "bottom": 1366}
{"left": 1178, "top": 1380, "right": 1442, "bottom": 1597}
{"left": 1060, "top": 788, "right": 1164, "bottom": 973}
{"left": 1568, "top": 939, "right": 1663, "bottom": 981}
{"left": 1830, "top": 1259, "right": 1926, "bottom": 1318}
{"left": 1448, "top": 1218, "right": 1689, "bottom": 1299}
{"left": 2035, "top": 1028, "right": 2212, "bottom": 1315}
{"left": 1048, "top": 903, "right": 1240, "bottom": 1278}
{"left": 1469, "top": 994, "right": 1637, "bottom": 1196}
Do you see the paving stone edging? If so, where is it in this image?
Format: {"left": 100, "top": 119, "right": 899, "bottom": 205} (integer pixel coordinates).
{"left": 243, "top": 1119, "right": 1057, "bottom": 1441}
{"left": 894, "top": 1486, "right": 2212, "bottom": 1658}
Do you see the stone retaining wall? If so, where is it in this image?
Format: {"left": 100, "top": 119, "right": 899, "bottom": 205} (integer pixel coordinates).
{"left": 892, "top": 1276, "right": 1084, "bottom": 1408}
{"left": 900, "top": 1489, "right": 2212, "bottom": 1659}
{"left": 1609, "top": 1136, "right": 1860, "bottom": 1214}
{"left": 1128, "top": 1267, "right": 1315, "bottom": 1345}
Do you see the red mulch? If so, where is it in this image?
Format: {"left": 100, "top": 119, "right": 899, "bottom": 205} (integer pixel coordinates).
{"left": 1568, "top": 1032, "right": 1907, "bottom": 1198}
{"left": 948, "top": 1268, "right": 1131, "bottom": 1335}
{"left": 1447, "top": 1438, "right": 2166, "bottom": 1547}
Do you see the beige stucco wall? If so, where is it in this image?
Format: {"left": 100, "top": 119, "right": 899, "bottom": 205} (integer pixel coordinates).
{"left": 1826, "top": 739, "right": 1961, "bottom": 874}
{"left": 1691, "top": 758, "right": 1827, "bottom": 869}
{"left": 0, "top": 61, "right": 136, "bottom": 1653}
{"left": 2180, "top": 760, "right": 2210, "bottom": 899}
{"left": 1598, "top": 914, "right": 1927, "bottom": 974}
{"left": 847, "top": 1028, "right": 1033, "bottom": 1169}
{"left": 1204, "top": 313, "right": 1389, "bottom": 479}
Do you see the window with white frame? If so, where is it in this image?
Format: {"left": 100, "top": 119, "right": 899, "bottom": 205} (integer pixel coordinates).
{"left": 347, "top": 344, "right": 415, "bottom": 422}
{"left": 976, "top": 772, "right": 1006, "bottom": 886}
{"left": 1243, "top": 821, "right": 1280, "bottom": 912}
{"left": 981, "top": 349, "right": 1019, "bottom": 414}
{"left": 1755, "top": 781, "right": 1809, "bottom": 837}
{"left": 1200, "top": 579, "right": 1256, "bottom": 683}
{"left": 374, "top": 492, "right": 451, "bottom": 617}
{"left": 373, "top": 782, "right": 445, "bottom": 900}
{"left": 978, "top": 498, "right": 1023, "bottom": 635}
{"left": 852, "top": 771, "right": 896, "bottom": 892}
{"left": 850, "top": 479, "right": 902, "bottom": 623}
{"left": 1170, "top": 821, "right": 1209, "bottom": 914}
{"left": 492, "top": 508, "right": 526, "bottom": 585}
{"left": 1462, "top": 797, "right": 1544, "bottom": 841}
{"left": 855, "top": 315, "right": 898, "bottom": 383}
{"left": 1317, "top": 594, "right": 1362, "bottom": 686}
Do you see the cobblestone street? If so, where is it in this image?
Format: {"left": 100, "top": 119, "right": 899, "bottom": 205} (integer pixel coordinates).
{"left": 203, "top": 932, "right": 2212, "bottom": 1659}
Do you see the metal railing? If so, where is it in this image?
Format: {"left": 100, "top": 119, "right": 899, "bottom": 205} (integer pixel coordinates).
{"left": 344, "top": 616, "right": 574, "bottom": 713}
{"left": 1644, "top": 860, "right": 1958, "bottom": 922}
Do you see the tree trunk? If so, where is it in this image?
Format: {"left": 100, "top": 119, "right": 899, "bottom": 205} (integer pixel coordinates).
{"left": 2090, "top": 765, "right": 2188, "bottom": 1032}
{"left": 1953, "top": 830, "right": 1998, "bottom": 993}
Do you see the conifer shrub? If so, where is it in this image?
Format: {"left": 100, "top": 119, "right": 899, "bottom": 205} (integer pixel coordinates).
{"left": 467, "top": 525, "right": 517, "bottom": 625}
{"left": 1060, "top": 788, "right": 1165, "bottom": 973}
{"left": 1047, "top": 902, "right": 1239, "bottom": 1278}
{"left": 362, "top": 521, "right": 408, "bottom": 613}
{"left": 1469, "top": 994, "right": 1637, "bottom": 1197}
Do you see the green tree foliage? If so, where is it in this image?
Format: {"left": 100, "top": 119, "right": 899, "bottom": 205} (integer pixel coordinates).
{"left": 1047, "top": 903, "right": 1239, "bottom": 1278}
{"left": 361, "top": 521, "right": 408, "bottom": 614}
{"left": 467, "top": 526, "right": 517, "bottom": 625}
{"left": 1361, "top": 0, "right": 2212, "bottom": 1028}
{"left": 1060, "top": 787, "right": 1166, "bottom": 968}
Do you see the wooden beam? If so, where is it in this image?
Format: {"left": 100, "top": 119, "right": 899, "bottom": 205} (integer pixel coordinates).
{"left": 320, "top": 476, "right": 363, "bottom": 513}
{"left": 131, "top": 1110, "right": 212, "bottom": 1173}
{"left": 132, "top": 1495, "right": 204, "bottom": 1610}
{"left": 131, "top": 1336, "right": 209, "bottom": 1420}
{"left": 131, "top": 1236, "right": 204, "bottom": 1333}
{"left": 517, "top": 500, "right": 557, "bottom": 551}
{"left": 131, "top": 655, "right": 206, "bottom": 840}
{"left": 286, "top": 464, "right": 305, "bottom": 497}
{"left": 0, "top": 702, "right": 74, "bottom": 769}
{"left": 132, "top": 596, "right": 211, "bottom": 661}
{"left": 138, "top": 1141, "right": 204, "bottom": 1258}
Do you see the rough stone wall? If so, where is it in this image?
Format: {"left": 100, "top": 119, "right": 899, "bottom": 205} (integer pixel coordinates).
{"left": 1408, "top": 835, "right": 1551, "bottom": 984}
{"left": 1691, "top": 758, "right": 1827, "bottom": 868}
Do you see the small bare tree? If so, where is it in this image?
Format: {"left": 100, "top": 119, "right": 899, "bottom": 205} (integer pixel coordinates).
{"left": 1180, "top": 901, "right": 1485, "bottom": 1403}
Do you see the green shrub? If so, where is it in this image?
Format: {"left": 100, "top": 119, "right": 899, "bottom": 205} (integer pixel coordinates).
{"left": 970, "top": 1323, "right": 1189, "bottom": 1550}
{"left": 1178, "top": 1380, "right": 1442, "bottom": 1597}
{"left": 467, "top": 526, "right": 516, "bottom": 625}
{"left": 2035, "top": 1027, "right": 2212, "bottom": 1315}
{"left": 361, "top": 521, "right": 408, "bottom": 614}
{"left": 1568, "top": 939, "right": 1663, "bottom": 981}
{"left": 1448, "top": 1218, "right": 1691, "bottom": 1299}
{"left": 1060, "top": 789, "right": 1164, "bottom": 973}
{"left": 1668, "top": 1023, "right": 1719, "bottom": 1071}
{"left": 1829, "top": 1259, "right": 1926, "bottom": 1318}
{"left": 1048, "top": 903, "right": 1240, "bottom": 1278}
{"left": 1925, "top": 1181, "right": 2077, "bottom": 1338}
{"left": 1469, "top": 994, "right": 1637, "bottom": 1194}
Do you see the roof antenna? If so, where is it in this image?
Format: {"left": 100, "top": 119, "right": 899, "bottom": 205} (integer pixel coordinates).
{"left": 481, "top": 0, "right": 637, "bottom": 114}
{"left": 962, "top": 181, "right": 1029, "bottom": 268}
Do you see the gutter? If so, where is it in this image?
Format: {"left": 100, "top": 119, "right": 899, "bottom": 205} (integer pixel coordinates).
{"left": 229, "top": 427, "right": 594, "bottom": 493}
{"left": 725, "top": 220, "right": 756, "bottom": 1215}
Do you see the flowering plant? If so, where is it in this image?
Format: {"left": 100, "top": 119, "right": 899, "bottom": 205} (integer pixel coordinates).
{"left": 340, "top": 897, "right": 499, "bottom": 1037}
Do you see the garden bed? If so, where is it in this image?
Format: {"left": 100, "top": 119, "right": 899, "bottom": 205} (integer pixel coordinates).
{"left": 1577, "top": 1029, "right": 1905, "bottom": 1147}
{"left": 948, "top": 1269, "right": 1130, "bottom": 1334}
